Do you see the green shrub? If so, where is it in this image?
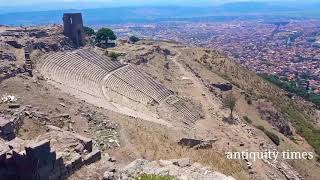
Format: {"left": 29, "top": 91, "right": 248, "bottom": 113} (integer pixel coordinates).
{"left": 129, "top": 36, "right": 140, "bottom": 43}
{"left": 256, "top": 125, "right": 265, "bottom": 131}
{"left": 265, "top": 130, "right": 280, "bottom": 146}
{"left": 282, "top": 106, "right": 320, "bottom": 155}
{"left": 246, "top": 98, "right": 252, "bottom": 105}
{"left": 108, "top": 52, "right": 124, "bottom": 61}
{"left": 255, "top": 126, "right": 281, "bottom": 145}
{"left": 84, "top": 26, "right": 95, "bottom": 36}
{"left": 243, "top": 116, "right": 252, "bottom": 124}
{"left": 135, "top": 174, "right": 175, "bottom": 180}
{"left": 315, "top": 148, "right": 320, "bottom": 157}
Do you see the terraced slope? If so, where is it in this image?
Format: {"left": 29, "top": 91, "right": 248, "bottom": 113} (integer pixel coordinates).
{"left": 39, "top": 49, "right": 200, "bottom": 124}
{"left": 40, "top": 49, "right": 125, "bottom": 97}
{"left": 104, "top": 65, "right": 173, "bottom": 105}
{"left": 165, "top": 96, "right": 200, "bottom": 124}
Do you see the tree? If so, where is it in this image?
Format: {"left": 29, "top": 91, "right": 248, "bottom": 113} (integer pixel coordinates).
{"left": 84, "top": 26, "right": 95, "bottom": 36}
{"left": 95, "top": 28, "right": 117, "bottom": 45}
{"left": 222, "top": 93, "right": 237, "bottom": 119}
{"left": 129, "top": 36, "right": 140, "bottom": 43}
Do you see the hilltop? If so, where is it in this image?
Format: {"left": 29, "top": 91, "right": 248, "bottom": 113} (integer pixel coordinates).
{"left": 0, "top": 24, "right": 320, "bottom": 180}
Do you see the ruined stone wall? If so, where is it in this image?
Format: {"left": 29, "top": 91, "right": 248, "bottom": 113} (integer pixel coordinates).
{"left": 0, "top": 140, "right": 64, "bottom": 179}
{"left": 0, "top": 130, "right": 101, "bottom": 180}
{"left": 63, "top": 13, "right": 85, "bottom": 47}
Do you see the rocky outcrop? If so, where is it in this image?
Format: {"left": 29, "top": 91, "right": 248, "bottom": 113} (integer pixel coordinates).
{"left": 1, "top": 26, "right": 76, "bottom": 54}
{"left": 103, "top": 158, "right": 235, "bottom": 180}
{"left": 0, "top": 117, "right": 14, "bottom": 140}
{"left": 5, "top": 41, "right": 23, "bottom": 49}
{"left": 258, "top": 102, "right": 293, "bottom": 136}
{"left": 0, "top": 64, "right": 26, "bottom": 82}
{"left": 31, "top": 36, "right": 75, "bottom": 52}
{"left": 178, "top": 138, "right": 216, "bottom": 149}
{"left": 29, "top": 30, "right": 49, "bottom": 38}
{"left": 0, "top": 52, "right": 16, "bottom": 61}
{"left": 209, "top": 83, "right": 233, "bottom": 92}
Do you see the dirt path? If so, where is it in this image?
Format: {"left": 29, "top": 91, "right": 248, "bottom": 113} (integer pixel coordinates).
{"left": 170, "top": 50, "right": 227, "bottom": 119}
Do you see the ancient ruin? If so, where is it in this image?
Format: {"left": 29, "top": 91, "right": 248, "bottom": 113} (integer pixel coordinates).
{"left": 0, "top": 126, "right": 101, "bottom": 180}
{"left": 63, "top": 13, "right": 85, "bottom": 47}
{"left": 0, "top": 117, "right": 14, "bottom": 140}
{"left": 0, "top": 51, "right": 16, "bottom": 61}
{"left": 39, "top": 49, "right": 202, "bottom": 125}
{"left": 24, "top": 50, "right": 32, "bottom": 76}
{"left": 1, "top": 11, "right": 318, "bottom": 180}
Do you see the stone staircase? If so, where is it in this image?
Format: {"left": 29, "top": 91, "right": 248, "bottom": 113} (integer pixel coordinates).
{"left": 24, "top": 51, "right": 33, "bottom": 76}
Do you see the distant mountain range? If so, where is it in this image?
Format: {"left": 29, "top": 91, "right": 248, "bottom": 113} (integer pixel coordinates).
{"left": 1, "top": 2, "right": 320, "bottom": 26}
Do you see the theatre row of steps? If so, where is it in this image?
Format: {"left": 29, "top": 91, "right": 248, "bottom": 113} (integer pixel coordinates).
{"left": 76, "top": 49, "right": 124, "bottom": 72}
{"left": 39, "top": 49, "right": 123, "bottom": 97}
{"left": 165, "top": 96, "right": 200, "bottom": 124}
{"left": 105, "top": 65, "right": 173, "bottom": 105}
{"left": 39, "top": 49, "right": 200, "bottom": 124}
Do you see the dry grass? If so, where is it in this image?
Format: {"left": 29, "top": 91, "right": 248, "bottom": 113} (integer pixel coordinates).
{"left": 122, "top": 124, "right": 249, "bottom": 180}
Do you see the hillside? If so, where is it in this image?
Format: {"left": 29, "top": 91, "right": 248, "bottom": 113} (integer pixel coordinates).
{"left": 0, "top": 25, "right": 319, "bottom": 180}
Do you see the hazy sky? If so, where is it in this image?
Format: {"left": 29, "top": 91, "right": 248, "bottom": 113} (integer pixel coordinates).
{"left": 0, "top": 0, "right": 304, "bottom": 7}
{"left": 0, "top": 0, "right": 317, "bottom": 10}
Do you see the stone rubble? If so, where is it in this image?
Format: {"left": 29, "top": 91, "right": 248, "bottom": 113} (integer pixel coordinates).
{"left": 0, "top": 116, "right": 14, "bottom": 139}
{"left": 177, "top": 138, "right": 217, "bottom": 150}
{"left": 0, "top": 125, "right": 101, "bottom": 179}
{"left": 257, "top": 101, "right": 293, "bottom": 136}
{"left": 0, "top": 64, "right": 26, "bottom": 82}
{"left": 0, "top": 94, "right": 17, "bottom": 103}
{"left": 81, "top": 110, "right": 120, "bottom": 150}
{"left": 103, "top": 158, "right": 235, "bottom": 180}
{"left": 259, "top": 143, "right": 304, "bottom": 180}
{"left": 0, "top": 51, "right": 16, "bottom": 61}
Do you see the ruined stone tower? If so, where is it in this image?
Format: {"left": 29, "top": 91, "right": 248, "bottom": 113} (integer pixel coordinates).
{"left": 63, "top": 13, "right": 85, "bottom": 47}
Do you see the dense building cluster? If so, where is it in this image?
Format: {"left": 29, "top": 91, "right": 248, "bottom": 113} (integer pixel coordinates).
{"left": 111, "top": 20, "right": 320, "bottom": 93}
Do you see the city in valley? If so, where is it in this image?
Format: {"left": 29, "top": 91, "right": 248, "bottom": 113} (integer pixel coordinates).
{"left": 111, "top": 20, "right": 320, "bottom": 94}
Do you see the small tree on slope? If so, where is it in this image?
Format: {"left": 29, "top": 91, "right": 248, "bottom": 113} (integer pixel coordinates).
{"left": 223, "top": 92, "right": 237, "bottom": 119}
